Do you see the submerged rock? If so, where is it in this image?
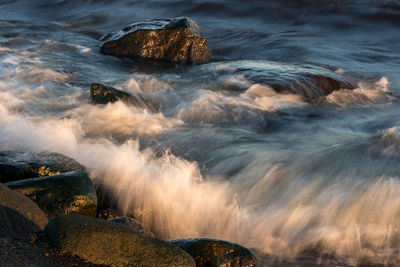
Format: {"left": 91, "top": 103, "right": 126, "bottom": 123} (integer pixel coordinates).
{"left": 100, "top": 17, "right": 210, "bottom": 64}
{"left": 0, "top": 183, "right": 48, "bottom": 238}
{"left": 194, "top": 60, "right": 356, "bottom": 102}
{"left": 109, "top": 216, "right": 155, "bottom": 238}
{"left": 232, "top": 61, "right": 355, "bottom": 101}
{"left": 6, "top": 171, "right": 97, "bottom": 217}
{"left": 169, "top": 238, "right": 262, "bottom": 267}
{"left": 0, "top": 151, "right": 86, "bottom": 183}
{"left": 45, "top": 214, "right": 195, "bottom": 267}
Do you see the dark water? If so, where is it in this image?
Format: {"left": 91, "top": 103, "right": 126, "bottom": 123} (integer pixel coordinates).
{"left": 0, "top": 0, "right": 400, "bottom": 265}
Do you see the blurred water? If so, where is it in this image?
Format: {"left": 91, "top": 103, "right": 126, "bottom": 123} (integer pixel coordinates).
{"left": 0, "top": 0, "right": 400, "bottom": 265}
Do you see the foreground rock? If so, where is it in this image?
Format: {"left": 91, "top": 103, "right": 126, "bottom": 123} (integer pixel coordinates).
{"left": 100, "top": 17, "right": 210, "bottom": 64}
{"left": 109, "top": 216, "right": 155, "bottom": 238}
{"left": 6, "top": 171, "right": 97, "bottom": 217}
{"left": 0, "top": 151, "right": 86, "bottom": 183}
{"left": 0, "top": 183, "right": 48, "bottom": 238}
{"left": 45, "top": 214, "right": 195, "bottom": 267}
{"left": 170, "top": 238, "right": 262, "bottom": 267}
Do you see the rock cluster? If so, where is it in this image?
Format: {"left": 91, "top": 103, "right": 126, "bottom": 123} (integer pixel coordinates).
{"left": 0, "top": 150, "right": 262, "bottom": 266}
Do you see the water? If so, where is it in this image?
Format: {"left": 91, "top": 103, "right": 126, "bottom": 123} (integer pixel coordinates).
{"left": 0, "top": 0, "right": 400, "bottom": 265}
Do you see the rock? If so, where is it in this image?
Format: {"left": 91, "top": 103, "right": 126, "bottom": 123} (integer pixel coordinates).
{"left": 169, "top": 238, "right": 262, "bottom": 267}
{"left": 192, "top": 60, "right": 356, "bottom": 102}
{"left": 231, "top": 61, "right": 355, "bottom": 101}
{"left": 45, "top": 214, "right": 196, "bottom": 267}
{"left": 6, "top": 171, "right": 97, "bottom": 217}
{"left": 0, "top": 151, "right": 86, "bottom": 183}
{"left": 108, "top": 216, "right": 155, "bottom": 238}
{"left": 0, "top": 183, "right": 48, "bottom": 238}
{"left": 89, "top": 83, "right": 159, "bottom": 111}
{"left": 100, "top": 17, "right": 210, "bottom": 64}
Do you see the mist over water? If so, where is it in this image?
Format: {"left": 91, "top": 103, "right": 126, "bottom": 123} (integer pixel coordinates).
{"left": 1, "top": 0, "right": 400, "bottom": 265}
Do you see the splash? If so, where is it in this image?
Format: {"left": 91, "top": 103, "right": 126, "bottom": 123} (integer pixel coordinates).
{"left": 323, "top": 77, "right": 393, "bottom": 106}
{"left": 1, "top": 107, "right": 400, "bottom": 265}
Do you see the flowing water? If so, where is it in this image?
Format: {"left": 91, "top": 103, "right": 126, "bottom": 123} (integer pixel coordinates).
{"left": 0, "top": 0, "right": 400, "bottom": 265}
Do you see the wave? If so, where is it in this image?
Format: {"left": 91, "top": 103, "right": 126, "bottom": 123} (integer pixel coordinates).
{"left": 1, "top": 108, "right": 400, "bottom": 265}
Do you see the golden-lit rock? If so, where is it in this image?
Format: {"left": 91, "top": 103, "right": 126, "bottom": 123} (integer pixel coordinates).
{"left": 45, "top": 214, "right": 195, "bottom": 267}
{"left": 6, "top": 171, "right": 97, "bottom": 217}
{"left": 0, "top": 151, "right": 87, "bottom": 183}
{"left": 100, "top": 17, "right": 211, "bottom": 64}
{"left": 169, "top": 238, "right": 262, "bottom": 267}
{"left": 0, "top": 183, "right": 48, "bottom": 238}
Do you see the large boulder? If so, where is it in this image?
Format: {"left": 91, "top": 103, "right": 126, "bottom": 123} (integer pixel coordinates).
{"left": 6, "top": 171, "right": 97, "bottom": 217}
{"left": 0, "top": 183, "right": 48, "bottom": 238}
{"left": 45, "top": 214, "right": 196, "bottom": 267}
{"left": 169, "top": 238, "right": 262, "bottom": 267}
{"left": 0, "top": 151, "right": 86, "bottom": 183}
{"left": 100, "top": 17, "right": 211, "bottom": 64}
{"left": 108, "top": 216, "right": 155, "bottom": 238}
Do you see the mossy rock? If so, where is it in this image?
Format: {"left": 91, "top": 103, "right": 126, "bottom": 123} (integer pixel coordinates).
{"left": 0, "top": 183, "right": 48, "bottom": 238}
{"left": 100, "top": 17, "right": 210, "bottom": 64}
{"left": 169, "top": 238, "right": 262, "bottom": 267}
{"left": 6, "top": 171, "right": 97, "bottom": 217}
{"left": 45, "top": 214, "right": 195, "bottom": 267}
{"left": 0, "top": 151, "right": 86, "bottom": 183}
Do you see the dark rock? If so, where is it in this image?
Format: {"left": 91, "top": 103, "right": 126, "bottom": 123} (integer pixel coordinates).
{"left": 231, "top": 61, "right": 355, "bottom": 101}
{"left": 90, "top": 82, "right": 132, "bottom": 104}
{"left": 192, "top": 60, "right": 356, "bottom": 102}
{"left": 109, "top": 216, "right": 155, "bottom": 238}
{"left": 98, "top": 208, "right": 119, "bottom": 220}
{"left": 89, "top": 82, "right": 159, "bottom": 110}
{"left": 45, "top": 214, "right": 196, "bottom": 267}
{"left": 0, "top": 151, "right": 86, "bottom": 183}
{"left": 100, "top": 17, "right": 210, "bottom": 64}
{"left": 6, "top": 171, "right": 97, "bottom": 217}
{"left": 0, "top": 183, "right": 48, "bottom": 238}
{"left": 169, "top": 238, "right": 262, "bottom": 267}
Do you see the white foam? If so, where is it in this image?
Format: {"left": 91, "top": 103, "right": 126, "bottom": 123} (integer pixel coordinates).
{"left": 68, "top": 102, "right": 183, "bottom": 136}
{"left": 176, "top": 86, "right": 305, "bottom": 123}
{"left": 324, "top": 77, "right": 393, "bottom": 106}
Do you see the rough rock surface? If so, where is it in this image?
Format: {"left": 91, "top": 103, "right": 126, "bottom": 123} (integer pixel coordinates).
{"left": 6, "top": 171, "right": 97, "bottom": 217}
{"left": 45, "top": 214, "right": 196, "bottom": 267}
{"left": 109, "top": 216, "right": 155, "bottom": 238}
{"left": 100, "top": 17, "right": 210, "bottom": 64}
{"left": 0, "top": 151, "right": 86, "bottom": 183}
{"left": 0, "top": 183, "right": 48, "bottom": 238}
{"left": 169, "top": 238, "right": 262, "bottom": 267}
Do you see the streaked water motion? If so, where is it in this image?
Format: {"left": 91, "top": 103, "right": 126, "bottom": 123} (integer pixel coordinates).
{"left": 0, "top": 0, "right": 399, "bottom": 265}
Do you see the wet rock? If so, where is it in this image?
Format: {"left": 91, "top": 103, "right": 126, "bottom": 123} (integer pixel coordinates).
{"left": 45, "top": 214, "right": 196, "bottom": 267}
{"left": 231, "top": 61, "right": 355, "bottom": 101}
{"left": 89, "top": 82, "right": 159, "bottom": 110}
{"left": 0, "top": 183, "right": 48, "bottom": 238}
{"left": 109, "top": 216, "right": 155, "bottom": 238}
{"left": 98, "top": 207, "right": 119, "bottom": 220}
{"left": 89, "top": 82, "right": 132, "bottom": 104}
{"left": 0, "top": 151, "right": 86, "bottom": 183}
{"left": 193, "top": 60, "right": 356, "bottom": 102}
{"left": 100, "top": 17, "right": 210, "bottom": 64}
{"left": 169, "top": 238, "right": 262, "bottom": 267}
{"left": 6, "top": 171, "right": 97, "bottom": 217}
